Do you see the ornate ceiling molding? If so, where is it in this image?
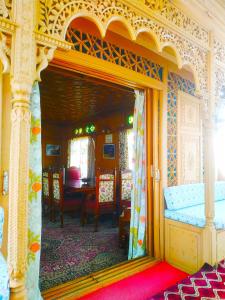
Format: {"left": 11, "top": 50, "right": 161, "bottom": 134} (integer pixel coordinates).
{"left": 143, "top": 0, "right": 209, "bottom": 48}
{"left": 35, "top": 31, "right": 71, "bottom": 50}
{"left": 0, "top": 16, "right": 16, "bottom": 34}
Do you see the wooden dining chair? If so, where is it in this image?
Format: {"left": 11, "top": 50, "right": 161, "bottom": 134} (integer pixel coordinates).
{"left": 119, "top": 207, "right": 131, "bottom": 249}
{"left": 119, "top": 169, "right": 133, "bottom": 212}
{"left": 52, "top": 170, "right": 82, "bottom": 227}
{"left": 84, "top": 169, "right": 116, "bottom": 232}
{"left": 118, "top": 170, "right": 132, "bottom": 248}
{"left": 42, "top": 169, "right": 53, "bottom": 220}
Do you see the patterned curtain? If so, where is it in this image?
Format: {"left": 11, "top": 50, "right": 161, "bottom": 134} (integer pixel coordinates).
{"left": 26, "top": 82, "right": 42, "bottom": 299}
{"left": 128, "top": 90, "right": 146, "bottom": 259}
{"left": 87, "top": 137, "right": 95, "bottom": 180}
{"left": 119, "top": 130, "right": 129, "bottom": 171}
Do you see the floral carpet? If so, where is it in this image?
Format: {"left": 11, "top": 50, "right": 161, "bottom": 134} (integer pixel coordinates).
{"left": 40, "top": 215, "right": 128, "bottom": 291}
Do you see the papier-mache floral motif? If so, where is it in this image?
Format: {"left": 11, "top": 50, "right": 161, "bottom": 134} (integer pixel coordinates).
{"left": 26, "top": 82, "right": 42, "bottom": 300}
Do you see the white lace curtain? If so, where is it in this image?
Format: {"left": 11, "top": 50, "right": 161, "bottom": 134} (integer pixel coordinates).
{"left": 87, "top": 137, "right": 95, "bottom": 180}
{"left": 119, "top": 130, "right": 129, "bottom": 171}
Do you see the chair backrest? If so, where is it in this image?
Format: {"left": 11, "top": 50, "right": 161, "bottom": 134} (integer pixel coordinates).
{"left": 42, "top": 170, "right": 52, "bottom": 201}
{"left": 67, "top": 166, "right": 81, "bottom": 180}
{"left": 96, "top": 169, "right": 116, "bottom": 206}
{"left": 120, "top": 170, "right": 132, "bottom": 203}
{"left": 52, "top": 170, "right": 64, "bottom": 206}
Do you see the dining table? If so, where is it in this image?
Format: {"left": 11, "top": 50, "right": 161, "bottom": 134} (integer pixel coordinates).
{"left": 64, "top": 179, "right": 96, "bottom": 225}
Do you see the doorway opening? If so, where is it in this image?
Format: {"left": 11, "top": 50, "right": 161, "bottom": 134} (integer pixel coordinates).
{"left": 39, "top": 66, "right": 152, "bottom": 291}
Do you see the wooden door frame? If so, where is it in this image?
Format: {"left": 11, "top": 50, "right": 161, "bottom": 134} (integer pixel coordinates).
{"left": 42, "top": 48, "right": 165, "bottom": 298}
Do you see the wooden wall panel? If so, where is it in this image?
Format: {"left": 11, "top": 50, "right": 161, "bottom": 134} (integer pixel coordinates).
{"left": 42, "top": 123, "right": 65, "bottom": 169}
{"left": 165, "top": 218, "right": 203, "bottom": 274}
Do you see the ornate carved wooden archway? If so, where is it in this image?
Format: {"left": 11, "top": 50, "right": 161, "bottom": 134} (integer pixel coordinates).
{"left": 1, "top": 0, "right": 225, "bottom": 299}
{"left": 37, "top": 0, "right": 207, "bottom": 95}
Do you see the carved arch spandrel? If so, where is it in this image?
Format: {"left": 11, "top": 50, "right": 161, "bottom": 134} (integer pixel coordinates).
{"left": 37, "top": 0, "right": 208, "bottom": 97}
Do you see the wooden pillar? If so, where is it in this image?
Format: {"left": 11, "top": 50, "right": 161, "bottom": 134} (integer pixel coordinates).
{"left": 7, "top": 1, "right": 36, "bottom": 299}
{"left": 8, "top": 90, "right": 31, "bottom": 300}
{"left": 202, "top": 32, "right": 217, "bottom": 265}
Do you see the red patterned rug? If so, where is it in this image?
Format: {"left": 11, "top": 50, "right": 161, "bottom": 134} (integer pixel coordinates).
{"left": 151, "top": 260, "right": 225, "bottom": 299}
{"left": 40, "top": 215, "right": 127, "bottom": 291}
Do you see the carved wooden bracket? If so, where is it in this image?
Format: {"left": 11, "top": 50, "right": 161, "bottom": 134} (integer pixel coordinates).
{"left": 0, "top": 31, "right": 10, "bottom": 73}
{"left": 36, "top": 45, "right": 56, "bottom": 81}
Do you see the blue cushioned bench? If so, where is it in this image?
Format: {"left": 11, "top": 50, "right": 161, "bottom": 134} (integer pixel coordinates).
{"left": 164, "top": 181, "right": 225, "bottom": 229}
{"left": 0, "top": 207, "right": 9, "bottom": 300}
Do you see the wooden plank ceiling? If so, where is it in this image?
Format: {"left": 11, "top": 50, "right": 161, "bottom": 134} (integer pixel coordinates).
{"left": 40, "top": 67, "right": 135, "bottom": 125}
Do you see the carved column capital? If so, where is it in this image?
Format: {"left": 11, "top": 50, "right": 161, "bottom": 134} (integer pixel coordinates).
{"left": 11, "top": 78, "right": 33, "bottom": 106}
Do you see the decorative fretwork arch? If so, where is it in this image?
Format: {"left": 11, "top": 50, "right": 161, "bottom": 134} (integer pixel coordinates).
{"left": 66, "top": 27, "right": 163, "bottom": 82}
{"left": 38, "top": 0, "right": 208, "bottom": 96}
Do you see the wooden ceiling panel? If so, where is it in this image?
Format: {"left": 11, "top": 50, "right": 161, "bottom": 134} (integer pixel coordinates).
{"left": 40, "top": 67, "right": 135, "bottom": 125}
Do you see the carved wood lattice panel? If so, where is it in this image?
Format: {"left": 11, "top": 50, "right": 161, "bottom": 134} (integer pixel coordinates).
{"left": 177, "top": 91, "right": 202, "bottom": 185}
{"left": 167, "top": 72, "right": 196, "bottom": 186}
{"left": 66, "top": 27, "right": 163, "bottom": 82}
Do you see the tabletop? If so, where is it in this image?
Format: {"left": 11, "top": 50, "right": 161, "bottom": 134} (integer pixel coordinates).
{"left": 65, "top": 179, "right": 95, "bottom": 192}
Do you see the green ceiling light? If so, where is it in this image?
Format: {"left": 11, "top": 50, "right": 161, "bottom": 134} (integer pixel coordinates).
{"left": 128, "top": 115, "right": 134, "bottom": 125}
{"left": 90, "top": 124, "right": 95, "bottom": 133}
{"left": 85, "top": 124, "right": 95, "bottom": 134}
{"left": 79, "top": 128, "right": 83, "bottom": 134}
{"left": 74, "top": 128, "right": 79, "bottom": 135}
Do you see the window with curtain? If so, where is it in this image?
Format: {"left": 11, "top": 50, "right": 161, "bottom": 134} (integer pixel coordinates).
{"left": 69, "top": 137, "right": 89, "bottom": 178}
{"left": 127, "top": 129, "right": 134, "bottom": 171}
{"left": 119, "top": 128, "right": 134, "bottom": 171}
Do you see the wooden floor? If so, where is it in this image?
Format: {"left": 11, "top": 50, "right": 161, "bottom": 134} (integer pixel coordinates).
{"left": 42, "top": 256, "right": 159, "bottom": 300}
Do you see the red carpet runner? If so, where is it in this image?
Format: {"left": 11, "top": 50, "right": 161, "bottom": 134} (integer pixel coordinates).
{"left": 79, "top": 262, "right": 188, "bottom": 300}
